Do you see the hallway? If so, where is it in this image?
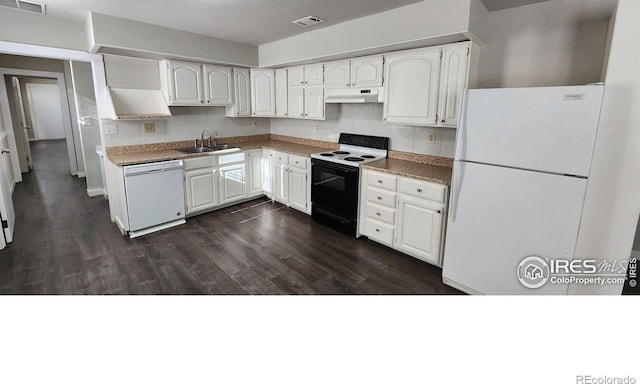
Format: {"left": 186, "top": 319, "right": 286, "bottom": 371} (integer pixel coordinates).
{"left": 0, "top": 140, "right": 458, "bottom": 294}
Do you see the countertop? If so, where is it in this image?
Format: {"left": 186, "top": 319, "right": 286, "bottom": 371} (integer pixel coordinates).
{"left": 107, "top": 139, "right": 332, "bottom": 166}
{"left": 362, "top": 158, "right": 453, "bottom": 186}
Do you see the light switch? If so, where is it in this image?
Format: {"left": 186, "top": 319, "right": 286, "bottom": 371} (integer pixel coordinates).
{"left": 104, "top": 122, "right": 117, "bottom": 135}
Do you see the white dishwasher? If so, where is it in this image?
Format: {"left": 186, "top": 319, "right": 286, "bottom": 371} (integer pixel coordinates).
{"left": 124, "top": 159, "right": 186, "bottom": 237}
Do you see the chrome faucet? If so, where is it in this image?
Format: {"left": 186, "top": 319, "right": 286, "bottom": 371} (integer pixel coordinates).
{"left": 200, "top": 128, "right": 218, "bottom": 147}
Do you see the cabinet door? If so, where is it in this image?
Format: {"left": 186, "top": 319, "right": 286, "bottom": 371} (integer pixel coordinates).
{"left": 351, "top": 55, "right": 383, "bottom": 88}
{"left": 168, "top": 60, "right": 203, "bottom": 105}
{"left": 250, "top": 69, "right": 275, "bottom": 117}
{"left": 287, "top": 87, "right": 305, "bottom": 119}
{"left": 437, "top": 42, "right": 469, "bottom": 128}
{"left": 288, "top": 167, "right": 308, "bottom": 213}
{"left": 304, "top": 87, "right": 324, "bottom": 120}
{"left": 383, "top": 47, "right": 441, "bottom": 126}
{"left": 204, "top": 65, "right": 233, "bottom": 106}
{"left": 396, "top": 196, "right": 444, "bottom": 266}
{"left": 324, "top": 60, "right": 351, "bottom": 89}
{"left": 233, "top": 68, "right": 251, "bottom": 116}
{"left": 247, "top": 151, "right": 263, "bottom": 198}
{"left": 275, "top": 69, "right": 288, "bottom": 117}
{"left": 287, "top": 66, "right": 305, "bottom": 87}
{"left": 262, "top": 152, "right": 273, "bottom": 196}
{"left": 304, "top": 64, "right": 324, "bottom": 86}
{"left": 185, "top": 168, "right": 218, "bottom": 214}
{"left": 272, "top": 162, "right": 289, "bottom": 204}
{"left": 219, "top": 163, "right": 246, "bottom": 204}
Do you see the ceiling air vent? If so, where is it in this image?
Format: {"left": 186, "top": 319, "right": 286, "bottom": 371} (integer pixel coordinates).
{"left": 292, "top": 15, "right": 325, "bottom": 27}
{"left": 0, "top": 0, "right": 45, "bottom": 14}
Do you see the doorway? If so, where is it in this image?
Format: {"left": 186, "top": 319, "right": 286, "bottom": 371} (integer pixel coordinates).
{"left": 25, "top": 82, "right": 65, "bottom": 141}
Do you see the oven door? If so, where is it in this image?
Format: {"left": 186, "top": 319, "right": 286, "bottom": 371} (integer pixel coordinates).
{"left": 311, "top": 158, "right": 360, "bottom": 220}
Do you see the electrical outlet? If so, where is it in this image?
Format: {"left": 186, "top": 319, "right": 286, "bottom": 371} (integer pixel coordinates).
{"left": 315, "top": 123, "right": 319, "bottom": 130}
{"left": 104, "top": 122, "right": 117, "bottom": 135}
{"left": 252, "top": 120, "right": 257, "bottom": 128}
{"left": 143, "top": 122, "right": 156, "bottom": 133}
{"left": 427, "top": 133, "right": 436, "bottom": 144}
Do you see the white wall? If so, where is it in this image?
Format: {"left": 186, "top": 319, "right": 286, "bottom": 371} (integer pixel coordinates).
{"left": 70, "top": 60, "right": 103, "bottom": 195}
{"left": 104, "top": 107, "right": 270, "bottom": 147}
{"left": 259, "top": 0, "right": 487, "bottom": 67}
{"left": 477, "top": 0, "right": 615, "bottom": 87}
{"left": 270, "top": 104, "right": 456, "bottom": 158}
{"left": 570, "top": 0, "right": 640, "bottom": 294}
{"left": 0, "top": 8, "right": 87, "bottom": 51}
{"left": 90, "top": 13, "right": 258, "bottom": 67}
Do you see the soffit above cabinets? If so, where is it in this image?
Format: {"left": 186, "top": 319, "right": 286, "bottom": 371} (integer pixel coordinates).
{"left": 481, "top": 0, "right": 551, "bottom": 11}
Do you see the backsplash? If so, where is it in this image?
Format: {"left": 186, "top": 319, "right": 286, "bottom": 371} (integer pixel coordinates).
{"left": 269, "top": 104, "right": 456, "bottom": 158}
{"left": 103, "top": 106, "right": 271, "bottom": 147}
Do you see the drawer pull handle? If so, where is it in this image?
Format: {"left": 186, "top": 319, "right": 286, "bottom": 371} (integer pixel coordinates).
{"left": 377, "top": 180, "right": 382, "bottom": 184}
{"left": 377, "top": 196, "right": 382, "bottom": 200}
{"left": 375, "top": 229, "right": 380, "bottom": 232}
{"left": 376, "top": 212, "right": 381, "bottom": 216}
{"left": 417, "top": 188, "right": 423, "bottom": 193}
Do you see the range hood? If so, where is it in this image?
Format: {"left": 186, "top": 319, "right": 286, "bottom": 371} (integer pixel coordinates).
{"left": 107, "top": 88, "right": 172, "bottom": 120}
{"left": 325, "top": 88, "right": 384, "bottom": 104}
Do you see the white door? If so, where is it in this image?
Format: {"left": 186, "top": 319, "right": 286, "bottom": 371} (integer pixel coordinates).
{"left": 443, "top": 161, "right": 588, "bottom": 295}
{"left": 287, "top": 87, "right": 304, "bottom": 119}
{"left": 304, "top": 64, "right": 324, "bottom": 86}
{"left": 168, "top": 60, "right": 203, "bottom": 105}
{"left": 287, "top": 66, "right": 305, "bottom": 86}
{"left": 247, "top": 151, "right": 263, "bottom": 197}
{"left": 185, "top": 168, "right": 218, "bottom": 214}
{"left": 219, "top": 163, "right": 246, "bottom": 204}
{"left": 11, "top": 77, "right": 32, "bottom": 169}
{"left": 203, "top": 65, "right": 233, "bottom": 106}
{"left": 288, "top": 167, "right": 308, "bottom": 213}
{"left": 396, "top": 196, "right": 443, "bottom": 266}
{"left": 233, "top": 68, "right": 251, "bottom": 116}
{"left": 458, "top": 85, "right": 604, "bottom": 177}
{"left": 274, "top": 69, "right": 288, "bottom": 117}
{"left": 350, "top": 55, "right": 383, "bottom": 88}
{"left": 250, "top": 69, "right": 275, "bottom": 117}
{"left": 0, "top": 132, "right": 16, "bottom": 247}
{"left": 324, "top": 60, "right": 351, "bottom": 89}
{"left": 25, "top": 83, "right": 65, "bottom": 140}
{"left": 304, "top": 87, "right": 324, "bottom": 120}
{"left": 383, "top": 47, "right": 441, "bottom": 126}
{"left": 437, "top": 42, "right": 469, "bottom": 128}
{"left": 272, "top": 163, "right": 288, "bottom": 204}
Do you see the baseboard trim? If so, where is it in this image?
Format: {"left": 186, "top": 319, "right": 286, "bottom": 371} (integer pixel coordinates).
{"left": 86, "top": 188, "right": 103, "bottom": 197}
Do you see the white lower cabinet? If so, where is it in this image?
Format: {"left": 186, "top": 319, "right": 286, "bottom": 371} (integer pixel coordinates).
{"left": 269, "top": 151, "right": 311, "bottom": 214}
{"left": 184, "top": 156, "right": 219, "bottom": 215}
{"left": 360, "top": 169, "right": 447, "bottom": 266}
{"left": 246, "top": 150, "right": 263, "bottom": 198}
{"left": 219, "top": 164, "right": 246, "bottom": 205}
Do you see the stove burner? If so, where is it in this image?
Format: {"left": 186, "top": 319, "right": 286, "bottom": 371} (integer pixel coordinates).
{"left": 361, "top": 155, "right": 375, "bottom": 159}
{"left": 320, "top": 153, "right": 335, "bottom": 157}
{"left": 333, "top": 151, "right": 350, "bottom": 155}
{"left": 344, "top": 157, "right": 365, "bottom": 162}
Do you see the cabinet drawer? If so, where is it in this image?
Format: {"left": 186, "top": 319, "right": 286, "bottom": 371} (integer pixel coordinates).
{"left": 366, "top": 188, "right": 396, "bottom": 208}
{"left": 183, "top": 156, "right": 217, "bottom": 171}
{"left": 399, "top": 178, "right": 446, "bottom": 203}
{"left": 289, "top": 154, "right": 307, "bottom": 170}
{"left": 219, "top": 152, "right": 246, "bottom": 165}
{"left": 365, "top": 203, "right": 395, "bottom": 225}
{"left": 274, "top": 153, "right": 289, "bottom": 165}
{"left": 365, "top": 218, "right": 394, "bottom": 247}
{"left": 367, "top": 171, "right": 397, "bottom": 191}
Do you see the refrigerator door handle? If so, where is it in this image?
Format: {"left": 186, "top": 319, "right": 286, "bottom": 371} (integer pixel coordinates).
{"left": 449, "top": 161, "right": 463, "bottom": 222}
{"left": 454, "top": 89, "right": 469, "bottom": 161}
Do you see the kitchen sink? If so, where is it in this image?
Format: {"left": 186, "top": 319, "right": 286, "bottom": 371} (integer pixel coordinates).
{"left": 176, "top": 144, "right": 239, "bottom": 154}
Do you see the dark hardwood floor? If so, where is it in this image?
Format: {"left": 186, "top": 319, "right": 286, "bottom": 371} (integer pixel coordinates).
{"left": 0, "top": 139, "right": 460, "bottom": 294}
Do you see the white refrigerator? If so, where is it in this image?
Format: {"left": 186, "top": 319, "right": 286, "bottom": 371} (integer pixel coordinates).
{"left": 442, "top": 85, "right": 604, "bottom": 295}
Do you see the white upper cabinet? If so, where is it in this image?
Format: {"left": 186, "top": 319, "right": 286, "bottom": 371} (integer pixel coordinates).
{"left": 324, "top": 60, "right": 350, "bottom": 89}
{"left": 304, "top": 87, "right": 325, "bottom": 120}
{"left": 287, "top": 87, "right": 304, "bottom": 118}
{"left": 437, "top": 41, "right": 470, "bottom": 128}
{"left": 324, "top": 55, "right": 383, "bottom": 89}
{"left": 225, "top": 67, "right": 251, "bottom": 117}
{"left": 250, "top": 69, "right": 275, "bottom": 117}
{"left": 287, "top": 66, "right": 305, "bottom": 86}
{"left": 275, "top": 68, "right": 288, "bottom": 117}
{"left": 383, "top": 47, "right": 442, "bottom": 126}
{"left": 163, "top": 60, "right": 203, "bottom": 105}
{"left": 203, "top": 65, "right": 233, "bottom": 106}
{"left": 160, "top": 60, "right": 233, "bottom": 106}
{"left": 304, "top": 64, "right": 324, "bottom": 86}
